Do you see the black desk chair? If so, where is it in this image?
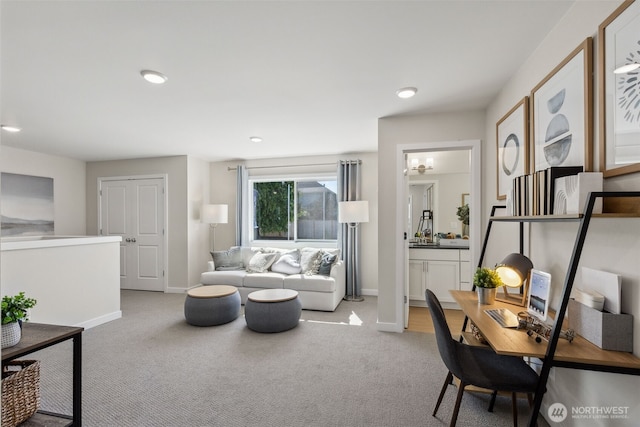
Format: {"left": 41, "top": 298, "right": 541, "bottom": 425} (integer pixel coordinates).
{"left": 425, "top": 289, "right": 538, "bottom": 427}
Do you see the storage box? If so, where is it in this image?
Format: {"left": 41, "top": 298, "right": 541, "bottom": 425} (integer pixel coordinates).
{"left": 568, "top": 299, "right": 633, "bottom": 352}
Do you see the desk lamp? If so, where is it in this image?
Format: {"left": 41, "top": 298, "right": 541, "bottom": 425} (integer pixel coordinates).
{"left": 494, "top": 252, "right": 533, "bottom": 306}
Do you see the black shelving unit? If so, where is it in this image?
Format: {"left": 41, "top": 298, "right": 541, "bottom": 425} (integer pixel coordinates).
{"left": 467, "top": 191, "right": 640, "bottom": 427}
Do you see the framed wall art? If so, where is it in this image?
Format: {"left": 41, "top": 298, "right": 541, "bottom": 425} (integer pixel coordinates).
{"left": 598, "top": 0, "right": 640, "bottom": 178}
{"left": 0, "top": 172, "right": 54, "bottom": 236}
{"left": 496, "top": 97, "right": 529, "bottom": 200}
{"left": 531, "top": 38, "right": 593, "bottom": 173}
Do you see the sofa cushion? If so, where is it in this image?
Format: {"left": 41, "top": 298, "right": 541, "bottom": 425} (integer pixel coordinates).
{"left": 201, "top": 270, "right": 247, "bottom": 287}
{"left": 284, "top": 274, "right": 336, "bottom": 293}
{"left": 317, "top": 252, "right": 338, "bottom": 276}
{"left": 244, "top": 272, "right": 286, "bottom": 289}
{"left": 300, "top": 248, "right": 323, "bottom": 275}
{"left": 246, "top": 252, "right": 278, "bottom": 273}
{"left": 210, "top": 246, "right": 244, "bottom": 271}
{"left": 271, "top": 253, "right": 302, "bottom": 275}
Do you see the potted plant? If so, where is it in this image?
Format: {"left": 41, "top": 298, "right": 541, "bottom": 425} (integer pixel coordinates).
{"left": 1, "top": 292, "right": 37, "bottom": 349}
{"left": 457, "top": 204, "right": 469, "bottom": 237}
{"left": 473, "top": 267, "right": 503, "bottom": 304}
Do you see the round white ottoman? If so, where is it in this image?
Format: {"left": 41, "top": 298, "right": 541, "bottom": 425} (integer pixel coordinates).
{"left": 245, "top": 289, "right": 301, "bottom": 333}
{"left": 184, "top": 285, "right": 241, "bottom": 326}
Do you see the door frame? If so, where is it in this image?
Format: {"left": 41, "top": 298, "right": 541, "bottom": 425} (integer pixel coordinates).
{"left": 97, "top": 174, "right": 169, "bottom": 292}
{"left": 396, "top": 140, "right": 481, "bottom": 331}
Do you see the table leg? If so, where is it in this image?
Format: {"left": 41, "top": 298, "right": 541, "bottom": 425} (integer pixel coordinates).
{"left": 72, "top": 333, "right": 82, "bottom": 426}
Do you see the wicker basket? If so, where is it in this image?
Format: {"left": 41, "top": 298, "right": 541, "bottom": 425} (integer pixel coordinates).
{"left": 1, "top": 360, "right": 41, "bottom": 427}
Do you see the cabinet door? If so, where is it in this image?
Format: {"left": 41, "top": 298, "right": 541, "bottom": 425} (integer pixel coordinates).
{"left": 408, "top": 260, "right": 425, "bottom": 301}
{"left": 425, "top": 260, "right": 459, "bottom": 303}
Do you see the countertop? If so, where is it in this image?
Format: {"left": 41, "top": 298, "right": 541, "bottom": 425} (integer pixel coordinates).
{"left": 409, "top": 243, "right": 469, "bottom": 250}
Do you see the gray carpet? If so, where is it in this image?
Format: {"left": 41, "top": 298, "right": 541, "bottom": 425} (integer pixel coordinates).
{"left": 28, "top": 290, "right": 536, "bottom": 426}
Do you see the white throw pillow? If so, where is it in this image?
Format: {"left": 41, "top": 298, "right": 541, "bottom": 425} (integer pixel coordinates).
{"left": 271, "top": 254, "right": 302, "bottom": 275}
{"left": 246, "top": 252, "right": 278, "bottom": 273}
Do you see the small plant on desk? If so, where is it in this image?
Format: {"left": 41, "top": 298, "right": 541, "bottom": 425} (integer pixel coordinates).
{"left": 473, "top": 267, "right": 503, "bottom": 304}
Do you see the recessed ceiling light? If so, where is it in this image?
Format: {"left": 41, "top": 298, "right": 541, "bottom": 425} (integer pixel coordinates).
{"left": 140, "top": 70, "right": 168, "bottom": 84}
{"left": 1, "top": 125, "right": 21, "bottom": 133}
{"left": 614, "top": 63, "right": 640, "bottom": 74}
{"left": 396, "top": 87, "right": 418, "bottom": 99}
{"left": 249, "top": 136, "right": 263, "bottom": 143}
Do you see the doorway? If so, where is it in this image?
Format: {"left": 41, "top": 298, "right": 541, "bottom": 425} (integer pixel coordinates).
{"left": 397, "top": 140, "right": 481, "bottom": 330}
{"left": 98, "top": 175, "right": 167, "bottom": 292}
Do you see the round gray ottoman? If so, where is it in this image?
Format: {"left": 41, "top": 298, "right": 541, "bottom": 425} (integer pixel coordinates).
{"left": 184, "top": 285, "right": 240, "bottom": 326}
{"left": 245, "top": 289, "right": 301, "bottom": 333}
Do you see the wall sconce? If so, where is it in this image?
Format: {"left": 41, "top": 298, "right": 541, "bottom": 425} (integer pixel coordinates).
{"left": 410, "top": 157, "right": 434, "bottom": 174}
{"left": 494, "top": 252, "right": 533, "bottom": 306}
{"left": 202, "top": 204, "right": 228, "bottom": 252}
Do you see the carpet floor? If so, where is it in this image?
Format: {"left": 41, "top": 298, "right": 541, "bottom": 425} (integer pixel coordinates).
{"left": 28, "top": 290, "right": 538, "bottom": 426}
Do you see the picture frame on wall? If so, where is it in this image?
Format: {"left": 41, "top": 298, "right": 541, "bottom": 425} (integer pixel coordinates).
{"left": 531, "top": 37, "right": 593, "bottom": 173}
{"left": 496, "top": 97, "right": 529, "bottom": 200}
{"left": 598, "top": 0, "right": 640, "bottom": 178}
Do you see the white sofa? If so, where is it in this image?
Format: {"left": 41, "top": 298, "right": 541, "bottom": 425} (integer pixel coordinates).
{"left": 200, "top": 247, "right": 345, "bottom": 311}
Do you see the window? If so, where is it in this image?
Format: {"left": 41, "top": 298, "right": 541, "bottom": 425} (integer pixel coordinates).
{"left": 251, "top": 178, "right": 338, "bottom": 242}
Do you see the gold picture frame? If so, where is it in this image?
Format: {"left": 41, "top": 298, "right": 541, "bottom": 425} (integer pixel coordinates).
{"left": 496, "top": 97, "right": 529, "bottom": 200}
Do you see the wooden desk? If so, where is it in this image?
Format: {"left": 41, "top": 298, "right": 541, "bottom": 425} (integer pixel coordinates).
{"left": 2, "top": 323, "right": 83, "bottom": 426}
{"left": 451, "top": 290, "right": 640, "bottom": 372}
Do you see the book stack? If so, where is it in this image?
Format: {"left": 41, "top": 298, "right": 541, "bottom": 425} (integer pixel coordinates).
{"left": 509, "top": 166, "right": 583, "bottom": 216}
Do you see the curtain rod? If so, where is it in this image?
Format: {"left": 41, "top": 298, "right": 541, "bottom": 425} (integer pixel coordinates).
{"left": 227, "top": 160, "right": 360, "bottom": 171}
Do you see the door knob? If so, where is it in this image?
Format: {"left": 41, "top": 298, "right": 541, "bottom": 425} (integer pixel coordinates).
{"left": 125, "top": 238, "right": 131, "bottom": 242}
{"left": 131, "top": 238, "right": 136, "bottom": 243}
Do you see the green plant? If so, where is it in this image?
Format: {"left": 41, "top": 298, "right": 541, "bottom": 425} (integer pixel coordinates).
{"left": 1, "top": 292, "right": 37, "bottom": 325}
{"left": 473, "top": 267, "right": 503, "bottom": 288}
{"left": 457, "top": 204, "right": 469, "bottom": 225}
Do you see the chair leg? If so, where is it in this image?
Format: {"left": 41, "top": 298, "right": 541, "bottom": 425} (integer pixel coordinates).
{"left": 433, "top": 371, "right": 453, "bottom": 417}
{"left": 488, "top": 390, "right": 498, "bottom": 412}
{"left": 527, "top": 393, "right": 533, "bottom": 407}
{"left": 511, "top": 392, "right": 518, "bottom": 427}
{"left": 450, "top": 381, "right": 466, "bottom": 427}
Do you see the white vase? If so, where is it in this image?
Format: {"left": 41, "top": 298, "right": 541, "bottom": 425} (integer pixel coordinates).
{"left": 1, "top": 321, "right": 22, "bottom": 349}
{"left": 477, "top": 287, "right": 496, "bottom": 305}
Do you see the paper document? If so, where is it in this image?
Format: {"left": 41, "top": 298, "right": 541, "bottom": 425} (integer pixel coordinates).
{"left": 577, "top": 267, "right": 622, "bottom": 314}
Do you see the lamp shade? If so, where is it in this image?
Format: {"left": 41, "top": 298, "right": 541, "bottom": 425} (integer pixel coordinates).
{"left": 338, "top": 201, "right": 369, "bottom": 224}
{"left": 495, "top": 253, "right": 533, "bottom": 288}
{"left": 201, "top": 204, "right": 228, "bottom": 224}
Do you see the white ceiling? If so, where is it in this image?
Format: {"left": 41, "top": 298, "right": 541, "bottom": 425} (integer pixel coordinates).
{"left": 1, "top": 0, "right": 575, "bottom": 163}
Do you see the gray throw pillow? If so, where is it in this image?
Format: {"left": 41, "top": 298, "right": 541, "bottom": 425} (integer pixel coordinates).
{"left": 317, "top": 252, "right": 338, "bottom": 276}
{"left": 211, "top": 246, "right": 243, "bottom": 271}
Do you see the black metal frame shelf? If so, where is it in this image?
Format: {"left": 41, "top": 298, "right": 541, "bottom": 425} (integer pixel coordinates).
{"left": 468, "top": 191, "right": 640, "bottom": 427}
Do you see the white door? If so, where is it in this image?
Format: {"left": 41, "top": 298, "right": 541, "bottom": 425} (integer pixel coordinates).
{"left": 100, "top": 177, "right": 166, "bottom": 291}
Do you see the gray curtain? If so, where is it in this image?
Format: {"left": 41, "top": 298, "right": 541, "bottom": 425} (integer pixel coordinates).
{"left": 236, "top": 165, "right": 248, "bottom": 246}
{"left": 338, "top": 160, "right": 362, "bottom": 299}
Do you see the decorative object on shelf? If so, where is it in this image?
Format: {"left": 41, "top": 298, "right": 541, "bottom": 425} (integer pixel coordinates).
{"left": 496, "top": 96, "right": 529, "bottom": 200}
{"left": 201, "top": 204, "right": 228, "bottom": 252}
{"left": 598, "top": 0, "right": 640, "bottom": 178}
{"left": 338, "top": 200, "right": 369, "bottom": 302}
{"left": 473, "top": 267, "right": 503, "bottom": 305}
{"left": 495, "top": 252, "right": 534, "bottom": 306}
{"left": 532, "top": 37, "right": 593, "bottom": 173}
{"left": 1, "top": 359, "right": 41, "bottom": 426}
{"left": 553, "top": 172, "right": 603, "bottom": 214}
{"left": 1, "top": 292, "right": 37, "bottom": 349}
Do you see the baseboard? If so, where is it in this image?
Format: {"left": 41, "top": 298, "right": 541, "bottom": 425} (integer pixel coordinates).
{"left": 166, "top": 286, "right": 191, "bottom": 293}
{"left": 377, "top": 321, "right": 403, "bottom": 333}
{"left": 361, "top": 288, "right": 378, "bottom": 296}
{"left": 76, "top": 310, "right": 122, "bottom": 329}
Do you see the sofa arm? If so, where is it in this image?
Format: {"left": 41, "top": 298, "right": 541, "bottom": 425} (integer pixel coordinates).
{"left": 207, "top": 261, "right": 215, "bottom": 272}
{"left": 330, "top": 260, "right": 346, "bottom": 296}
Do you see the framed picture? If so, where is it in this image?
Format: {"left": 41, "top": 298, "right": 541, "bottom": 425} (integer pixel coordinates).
{"left": 598, "top": 0, "right": 640, "bottom": 178}
{"left": 531, "top": 38, "right": 593, "bottom": 173}
{"left": 461, "top": 193, "right": 470, "bottom": 207}
{"left": 496, "top": 97, "right": 529, "bottom": 200}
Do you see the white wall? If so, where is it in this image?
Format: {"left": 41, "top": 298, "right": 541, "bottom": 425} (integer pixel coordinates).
{"left": 187, "top": 156, "right": 211, "bottom": 288}
{"left": 484, "top": 1, "right": 640, "bottom": 425}
{"left": 209, "top": 152, "right": 379, "bottom": 295}
{"left": 377, "top": 110, "right": 486, "bottom": 325}
{"left": 0, "top": 146, "right": 86, "bottom": 235}
{"left": 86, "top": 156, "right": 190, "bottom": 290}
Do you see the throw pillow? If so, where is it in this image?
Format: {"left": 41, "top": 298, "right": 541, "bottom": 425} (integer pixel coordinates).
{"left": 271, "top": 254, "right": 302, "bottom": 275}
{"left": 211, "top": 246, "right": 243, "bottom": 271}
{"left": 299, "top": 248, "right": 322, "bottom": 273}
{"left": 304, "top": 251, "right": 323, "bottom": 276}
{"left": 246, "top": 252, "right": 278, "bottom": 273}
{"left": 317, "top": 252, "right": 338, "bottom": 276}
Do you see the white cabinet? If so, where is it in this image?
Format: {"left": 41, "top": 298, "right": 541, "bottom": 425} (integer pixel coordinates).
{"left": 409, "top": 248, "right": 468, "bottom": 306}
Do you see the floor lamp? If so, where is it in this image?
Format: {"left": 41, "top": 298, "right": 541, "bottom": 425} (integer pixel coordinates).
{"left": 202, "top": 204, "right": 228, "bottom": 252}
{"left": 339, "top": 200, "right": 369, "bottom": 302}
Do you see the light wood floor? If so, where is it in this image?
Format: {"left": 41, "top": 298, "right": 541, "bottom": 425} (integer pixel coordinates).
{"left": 406, "top": 306, "right": 466, "bottom": 334}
